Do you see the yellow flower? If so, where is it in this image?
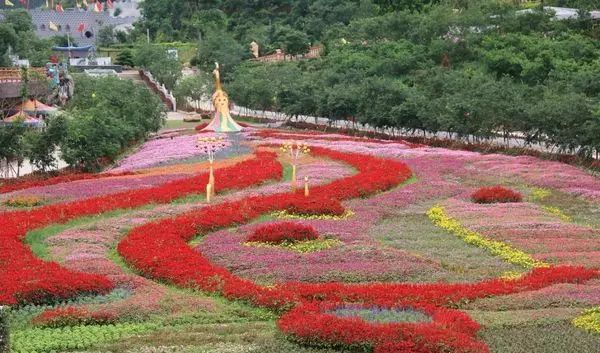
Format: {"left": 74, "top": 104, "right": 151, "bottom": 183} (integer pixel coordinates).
{"left": 573, "top": 307, "right": 600, "bottom": 334}
{"left": 271, "top": 209, "right": 355, "bottom": 221}
{"left": 426, "top": 205, "right": 548, "bottom": 269}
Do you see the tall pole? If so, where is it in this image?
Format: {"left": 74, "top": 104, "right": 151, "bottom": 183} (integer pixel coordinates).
{"left": 67, "top": 34, "right": 72, "bottom": 59}
{"left": 146, "top": 28, "right": 150, "bottom": 44}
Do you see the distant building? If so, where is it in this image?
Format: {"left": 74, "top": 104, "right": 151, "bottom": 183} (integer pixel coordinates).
{"left": 518, "top": 6, "right": 600, "bottom": 20}
{"left": 0, "top": 1, "right": 140, "bottom": 46}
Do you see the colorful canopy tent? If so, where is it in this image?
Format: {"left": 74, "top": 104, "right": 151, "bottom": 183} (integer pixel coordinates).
{"left": 2, "top": 112, "right": 43, "bottom": 127}
{"left": 201, "top": 63, "right": 243, "bottom": 133}
{"left": 14, "top": 99, "right": 58, "bottom": 115}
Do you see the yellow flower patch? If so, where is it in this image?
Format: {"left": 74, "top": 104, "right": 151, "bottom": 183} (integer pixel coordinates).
{"left": 531, "top": 187, "right": 551, "bottom": 201}
{"left": 426, "top": 205, "right": 548, "bottom": 269}
{"left": 271, "top": 209, "right": 355, "bottom": 221}
{"left": 541, "top": 205, "right": 572, "bottom": 222}
{"left": 244, "top": 238, "right": 342, "bottom": 253}
{"left": 573, "top": 307, "right": 600, "bottom": 334}
{"left": 3, "top": 195, "right": 45, "bottom": 208}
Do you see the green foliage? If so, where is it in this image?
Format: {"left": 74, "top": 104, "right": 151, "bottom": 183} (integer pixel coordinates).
{"left": 0, "top": 23, "right": 18, "bottom": 66}
{"left": 11, "top": 322, "right": 158, "bottom": 353}
{"left": 61, "top": 75, "right": 165, "bottom": 171}
{"left": 97, "top": 25, "right": 116, "bottom": 47}
{"left": 134, "top": 44, "right": 182, "bottom": 90}
{"left": 0, "top": 306, "right": 8, "bottom": 353}
{"left": 114, "top": 49, "right": 134, "bottom": 67}
{"left": 0, "top": 11, "right": 55, "bottom": 66}
{"left": 272, "top": 25, "right": 310, "bottom": 56}
{"left": 51, "top": 35, "right": 78, "bottom": 48}
{"left": 23, "top": 115, "right": 67, "bottom": 172}
{"left": 0, "top": 122, "right": 27, "bottom": 168}
{"left": 172, "top": 72, "right": 212, "bottom": 103}
{"left": 196, "top": 30, "right": 247, "bottom": 79}
{"left": 215, "top": 1, "right": 600, "bottom": 158}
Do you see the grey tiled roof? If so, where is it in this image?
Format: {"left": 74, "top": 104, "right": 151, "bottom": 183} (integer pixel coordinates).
{"left": 1, "top": 2, "right": 139, "bottom": 45}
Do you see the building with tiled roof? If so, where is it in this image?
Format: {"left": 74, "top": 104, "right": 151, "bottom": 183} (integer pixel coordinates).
{"left": 0, "top": 1, "right": 140, "bottom": 46}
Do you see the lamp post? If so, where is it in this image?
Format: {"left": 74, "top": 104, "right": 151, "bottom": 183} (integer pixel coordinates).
{"left": 280, "top": 141, "right": 310, "bottom": 191}
{"left": 197, "top": 135, "right": 227, "bottom": 199}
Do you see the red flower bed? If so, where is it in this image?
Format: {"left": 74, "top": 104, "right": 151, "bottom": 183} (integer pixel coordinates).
{"left": 194, "top": 122, "right": 209, "bottom": 131}
{"left": 247, "top": 222, "right": 318, "bottom": 244}
{"left": 117, "top": 147, "right": 413, "bottom": 308}
{"left": 6, "top": 133, "right": 598, "bottom": 352}
{"left": 278, "top": 302, "right": 487, "bottom": 353}
{"left": 0, "top": 151, "right": 282, "bottom": 305}
{"left": 285, "top": 196, "right": 345, "bottom": 216}
{"left": 282, "top": 265, "right": 598, "bottom": 306}
{"left": 0, "top": 171, "right": 136, "bottom": 194}
{"left": 115, "top": 144, "right": 600, "bottom": 352}
{"left": 32, "top": 307, "right": 118, "bottom": 327}
{"left": 471, "top": 186, "right": 522, "bottom": 204}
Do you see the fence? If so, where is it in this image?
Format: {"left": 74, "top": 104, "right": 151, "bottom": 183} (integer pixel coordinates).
{"left": 138, "top": 70, "right": 176, "bottom": 111}
{"left": 251, "top": 45, "right": 323, "bottom": 63}
{"left": 0, "top": 68, "right": 47, "bottom": 83}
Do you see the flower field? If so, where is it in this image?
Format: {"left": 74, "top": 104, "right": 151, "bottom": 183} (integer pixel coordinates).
{"left": 1, "top": 126, "right": 599, "bottom": 353}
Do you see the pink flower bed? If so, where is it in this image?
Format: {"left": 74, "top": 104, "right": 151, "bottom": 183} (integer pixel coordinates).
{"left": 42, "top": 204, "right": 215, "bottom": 321}
{"left": 0, "top": 173, "right": 188, "bottom": 205}
{"left": 443, "top": 199, "right": 600, "bottom": 268}
{"left": 111, "top": 133, "right": 231, "bottom": 172}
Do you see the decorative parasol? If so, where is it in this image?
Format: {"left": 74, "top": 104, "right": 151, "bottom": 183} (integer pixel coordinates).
{"left": 3, "top": 112, "right": 42, "bottom": 126}
{"left": 14, "top": 99, "right": 58, "bottom": 115}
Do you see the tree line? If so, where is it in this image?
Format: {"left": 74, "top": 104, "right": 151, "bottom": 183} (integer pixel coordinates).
{"left": 134, "top": 0, "right": 599, "bottom": 157}
{"left": 221, "top": 3, "right": 599, "bottom": 158}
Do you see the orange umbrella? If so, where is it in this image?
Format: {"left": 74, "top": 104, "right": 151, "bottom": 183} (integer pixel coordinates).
{"left": 4, "top": 112, "right": 42, "bottom": 126}
{"left": 14, "top": 99, "right": 57, "bottom": 114}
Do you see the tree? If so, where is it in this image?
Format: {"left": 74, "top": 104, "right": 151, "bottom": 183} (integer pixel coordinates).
{"left": 24, "top": 114, "right": 67, "bottom": 172}
{"left": 134, "top": 45, "right": 182, "bottom": 90}
{"left": 272, "top": 26, "right": 310, "bottom": 55}
{"left": 0, "top": 24, "right": 18, "bottom": 66}
{"left": 115, "top": 49, "right": 134, "bottom": 67}
{"left": 0, "top": 122, "right": 27, "bottom": 177}
{"left": 196, "top": 30, "right": 247, "bottom": 80}
{"left": 62, "top": 75, "right": 165, "bottom": 170}
{"left": 97, "top": 25, "right": 116, "bottom": 47}
{"left": 173, "top": 72, "right": 212, "bottom": 105}
{"left": 51, "top": 35, "right": 78, "bottom": 47}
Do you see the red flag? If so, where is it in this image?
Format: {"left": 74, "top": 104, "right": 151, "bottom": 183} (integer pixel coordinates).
{"left": 55, "top": 2, "right": 63, "bottom": 12}
{"left": 94, "top": 0, "right": 103, "bottom": 12}
{"left": 106, "top": 0, "right": 113, "bottom": 9}
{"left": 76, "top": 22, "right": 86, "bottom": 32}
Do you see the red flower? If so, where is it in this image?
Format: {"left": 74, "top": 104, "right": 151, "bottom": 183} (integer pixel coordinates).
{"left": 32, "top": 307, "right": 118, "bottom": 327}
{"left": 247, "top": 222, "right": 318, "bottom": 244}
{"left": 471, "top": 186, "right": 522, "bottom": 204}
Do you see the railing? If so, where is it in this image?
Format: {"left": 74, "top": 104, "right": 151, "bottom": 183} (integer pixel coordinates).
{"left": 0, "top": 68, "right": 47, "bottom": 83}
{"left": 139, "top": 70, "right": 176, "bottom": 111}
{"left": 252, "top": 45, "right": 323, "bottom": 63}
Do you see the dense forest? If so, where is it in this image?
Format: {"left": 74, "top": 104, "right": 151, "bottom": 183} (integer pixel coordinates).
{"left": 135, "top": 0, "right": 600, "bottom": 157}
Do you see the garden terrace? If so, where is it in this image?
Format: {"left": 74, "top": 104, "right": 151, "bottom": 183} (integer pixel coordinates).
{"left": 1, "top": 126, "right": 599, "bottom": 353}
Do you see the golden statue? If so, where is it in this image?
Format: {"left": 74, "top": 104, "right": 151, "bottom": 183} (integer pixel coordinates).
{"left": 201, "top": 63, "right": 243, "bottom": 133}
